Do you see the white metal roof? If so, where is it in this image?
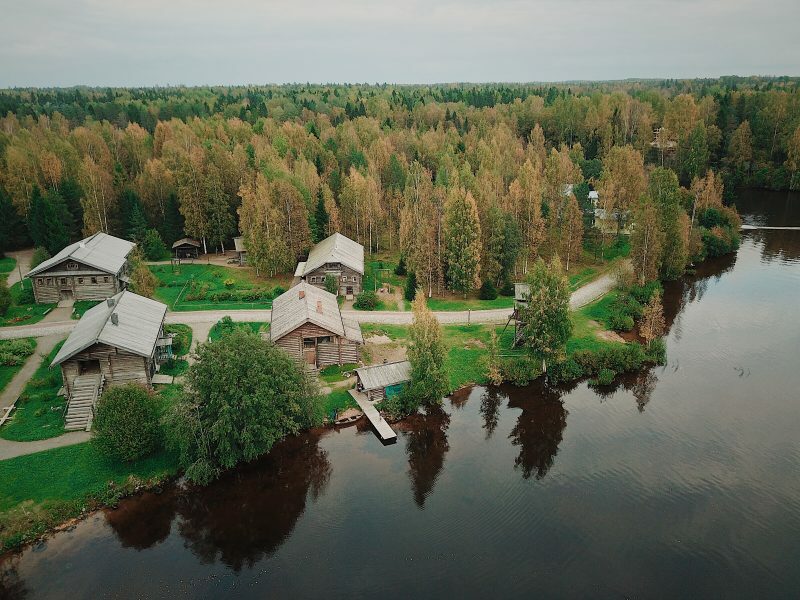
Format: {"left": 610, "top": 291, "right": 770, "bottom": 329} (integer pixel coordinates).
{"left": 51, "top": 290, "right": 167, "bottom": 366}
{"left": 294, "top": 261, "right": 307, "bottom": 277}
{"left": 270, "top": 281, "right": 362, "bottom": 343}
{"left": 233, "top": 236, "right": 246, "bottom": 253}
{"left": 27, "top": 232, "right": 135, "bottom": 278}
{"left": 302, "top": 233, "right": 364, "bottom": 275}
{"left": 355, "top": 361, "right": 411, "bottom": 391}
{"left": 588, "top": 191, "right": 599, "bottom": 199}
{"left": 514, "top": 283, "right": 530, "bottom": 302}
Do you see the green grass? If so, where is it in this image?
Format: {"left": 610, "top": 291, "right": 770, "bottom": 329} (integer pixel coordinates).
{"left": 602, "top": 236, "right": 631, "bottom": 260}
{"left": 362, "top": 256, "right": 404, "bottom": 293}
{"left": 0, "top": 257, "right": 16, "bottom": 273}
{"left": 322, "top": 386, "right": 358, "bottom": 416}
{"left": 0, "top": 444, "right": 178, "bottom": 512}
{"left": 208, "top": 320, "right": 269, "bottom": 342}
{"left": 425, "top": 295, "right": 515, "bottom": 312}
{"left": 1, "top": 282, "right": 55, "bottom": 327}
{"left": 149, "top": 264, "right": 289, "bottom": 311}
{"left": 0, "top": 341, "right": 66, "bottom": 442}
{"left": 567, "top": 293, "right": 623, "bottom": 355}
{"left": 319, "top": 363, "right": 358, "bottom": 384}
{"left": 72, "top": 300, "right": 100, "bottom": 319}
{"left": 568, "top": 267, "right": 598, "bottom": 291}
{"left": 0, "top": 338, "right": 36, "bottom": 395}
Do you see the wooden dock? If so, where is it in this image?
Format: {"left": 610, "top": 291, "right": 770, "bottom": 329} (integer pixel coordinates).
{"left": 349, "top": 389, "right": 397, "bottom": 443}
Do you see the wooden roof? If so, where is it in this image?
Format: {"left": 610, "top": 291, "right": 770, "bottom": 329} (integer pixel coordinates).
{"left": 355, "top": 361, "right": 411, "bottom": 391}
{"left": 171, "top": 237, "right": 201, "bottom": 248}
{"left": 297, "top": 232, "right": 364, "bottom": 276}
{"left": 27, "top": 232, "right": 135, "bottom": 278}
{"left": 269, "top": 282, "right": 362, "bottom": 343}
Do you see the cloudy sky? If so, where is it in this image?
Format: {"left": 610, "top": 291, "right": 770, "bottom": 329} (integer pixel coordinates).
{"left": 1, "top": 0, "right": 798, "bottom": 87}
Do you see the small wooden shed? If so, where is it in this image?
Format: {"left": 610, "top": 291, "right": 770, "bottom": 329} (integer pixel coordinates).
{"left": 172, "top": 237, "right": 201, "bottom": 259}
{"left": 354, "top": 361, "right": 412, "bottom": 402}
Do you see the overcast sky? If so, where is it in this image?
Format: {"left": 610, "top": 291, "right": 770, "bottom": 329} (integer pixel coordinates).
{"left": 1, "top": 0, "right": 798, "bottom": 87}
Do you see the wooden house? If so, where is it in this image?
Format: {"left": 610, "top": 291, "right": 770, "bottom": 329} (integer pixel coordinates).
{"left": 172, "top": 237, "right": 201, "bottom": 259}
{"left": 354, "top": 361, "right": 411, "bottom": 402}
{"left": 25, "top": 232, "right": 135, "bottom": 304}
{"left": 295, "top": 233, "right": 364, "bottom": 298}
{"left": 269, "top": 282, "right": 363, "bottom": 369}
{"left": 51, "top": 290, "right": 171, "bottom": 430}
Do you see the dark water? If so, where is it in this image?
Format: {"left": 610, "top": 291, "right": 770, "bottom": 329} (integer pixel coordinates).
{"left": 2, "top": 191, "right": 800, "bottom": 599}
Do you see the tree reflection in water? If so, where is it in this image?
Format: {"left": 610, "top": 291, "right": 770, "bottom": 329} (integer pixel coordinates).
{"left": 104, "top": 430, "right": 331, "bottom": 571}
{"left": 505, "top": 382, "right": 568, "bottom": 480}
{"left": 0, "top": 562, "right": 27, "bottom": 600}
{"left": 479, "top": 386, "right": 503, "bottom": 439}
{"left": 400, "top": 406, "right": 450, "bottom": 508}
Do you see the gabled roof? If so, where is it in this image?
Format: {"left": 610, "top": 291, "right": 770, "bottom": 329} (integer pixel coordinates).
{"left": 355, "top": 361, "right": 411, "bottom": 391}
{"left": 294, "top": 262, "right": 307, "bottom": 277}
{"left": 172, "top": 237, "right": 201, "bottom": 249}
{"left": 300, "top": 232, "right": 364, "bottom": 276}
{"left": 27, "top": 232, "right": 135, "bottom": 278}
{"left": 269, "top": 281, "right": 361, "bottom": 343}
{"left": 51, "top": 291, "right": 167, "bottom": 366}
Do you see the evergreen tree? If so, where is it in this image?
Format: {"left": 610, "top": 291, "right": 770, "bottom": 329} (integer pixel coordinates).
{"left": 27, "top": 187, "right": 72, "bottom": 255}
{"left": 313, "top": 188, "right": 329, "bottom": 243}
{"left": 127, "top": 204, "right": 149, "bottom": 244}
{"left": 142, "top": 229, "right": 168, "bottom": 260}
{"left": 444, "top": 188, "right": 482, "bottom": 297}
{"left": 405, "top": 289, "right": 449, "bottom": 407}
{"left": 160, "top": 192, "right": 185, "bottom": 246}
{"left": 59, "top": 178, "right": 84, "bottom": 241}
{"left": 518, "top": 257, "right": 572, "bottom": 374}
{"left": 404, "top": 272, "right": 418, "bottom": 301}
{"left": 0, "top": 186, "right": 26, "bottom": 254}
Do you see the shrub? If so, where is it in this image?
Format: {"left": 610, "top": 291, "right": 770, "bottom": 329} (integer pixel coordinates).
{"left": 354, "top": 290, "right": 378, "bottom": 310}
{"left": 93, "top": 384, "right": 162, "bottom": 462}
{"left": 609, "top": 313, "right": 635, "bottom": 332}
{"left": 142, "top": 229, "right": 168, "bottom": 261}
{"left": 404, "top": 272, "right": 418, "bottom": 301}
{"left": 499, "top": 279, "right": 515, "bottom": 297}
{"left": 272, "top": 286, "right": 286, "bottom": 298}
{"left": 548, "top": 358, "right": 584, "bottom": 384}
{"left": 0, "top": 280, "right": 10, "bottom": 316}
{"left": 164, "top": 324, "right": 191, "bottom": 357}
{"left": 593, "top": 368, "right": 616, "bottom": 386}
{"left": 574, "top": 343, "right": 649, "bottom": 377}
{"left": 479, "top": 280, "right": 498, "bottom": 300}
{"left": 500, "top": 356, "right": 542, "bottom": 386}
{"left": 15, "top": 284, "right": 35, "bottom": 305}
{"left": 0, "top": 339, "right": 35, "bottom": 366}
{"left": 29, "top": 247, "right": 51, "bottom": 270}
{"left": 223, "top": 278, "right": 235, "bottom": 289}
{"left": 645, "top": 337, "right": 667, "bottom": 365}
{"left": 394, "top": 255, "right": 407, "bottom": 276}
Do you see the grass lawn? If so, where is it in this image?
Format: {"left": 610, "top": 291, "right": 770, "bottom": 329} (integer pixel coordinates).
{"left": 568, "top": 267, "right": 598, "bottom": 291}
{"left": 159, "top": 359, "right": 189, "bottom": 377}
{"left": 319, "top": 363, "right": 358, "bottom": 384}
{"left": 0, "top": 341, "right": 66, "bottom": 442}
{"left": 0, "top": 256, "right": 16, "bottom": 274}
{"left": 72, "top": 300, "right": 100, "bottom": 319}
{"left": 425, "top": 295, "right": 515, "bottom": 312}
{"left": 149, "top": 264, "right": 290, "bottom": 311}
{"left": 322, "top": 386, "right": 358, "bottom": 416}
{"left": 208, "top": 320, "right": 269, "bottom": 342}
{"left": 0, "top": 338, "right": 36, "bottom": 395}
{"left": 1, "top": 282, "right": 55, "bottom": 328}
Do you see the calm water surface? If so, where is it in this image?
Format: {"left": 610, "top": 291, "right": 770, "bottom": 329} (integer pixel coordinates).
{"left": 2, "top": 191, "right": 799, "bottom": 599}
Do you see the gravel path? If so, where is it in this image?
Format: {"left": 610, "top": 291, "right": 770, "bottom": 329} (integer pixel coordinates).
{"left": 0, "top": 432, "right": 91, "bottom": 461}
{"left": 4, "top": 248, "right": 33, "bottom": 287}
{"left": 0, "top": 334, "right": 62, "bottom": 413}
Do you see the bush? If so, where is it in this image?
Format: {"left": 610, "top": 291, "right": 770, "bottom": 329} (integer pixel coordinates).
{"left": 0, "top": 339, "right": 35, "bottom": 366}
{"left": 164, "top": 324, "right": 191, "bottom": 357}
{"left": 574, "top": 343, "right": 649, "bottom": 377}
{"left": 29, "top": 247, "right": 51, "bottom": 270}
{"left": 0, "top": 280, "right": 10, "bottom": 316}
{"left": 548, "top": 358, "right": 584, "bottom": 384}
{"left": 223, "top": 278, "right": 235, "bottom": 289}
{"left": 479, "top": 280, "right": 498, "bottom": 300}
{"left": 645, "top": 337, "right": 667, "bottom": 365}
{"left": 93, "top": 384, "right": 162, "bottom": 462}
{"left": 592, "top": 368, "right": 617, "bottom": 386}
{"left": 404, "top": 272, "right": 418, "bottom": 301}
{"left": 15, "top": 284, "right": 35, "bottom": 305}
{"left": 499, "top": 279, "right": 515, "bottom": 297}
{"left": 609, "top": 313, "right": 635, "bottom": 332}
{"left": 500, "top": 356, "right": 542, "bottom": 386}
{"left": 394, "top": 255, "right": 407, "bottom": 276}
{"left": 354, "top": 290, "right": 378, "bottom": 310}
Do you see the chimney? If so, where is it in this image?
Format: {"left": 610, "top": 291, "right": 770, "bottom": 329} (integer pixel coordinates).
{"left": 111, "top": 313, "right": 119, "bottom": 326}
{"left": 299, "top": 290, "right": 305, "bottom": 300}
{"left": 107, "top": 298, "right": 115, "bottom": 308}
{"left": 316, "top": 300, "right": 323, "bottom": 314}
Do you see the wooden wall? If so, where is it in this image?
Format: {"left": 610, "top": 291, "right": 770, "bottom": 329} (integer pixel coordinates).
{"left": 304, "top": 265, "right": 362, "bottom": 296}
{"left": 31, "top": 260, "right": 123, "bottom": 304}
{"left": 272, "top": 321, "right": 360, "bottom": 368}
{"left": 60, "top": 342, "right": 153, "bottom": 395}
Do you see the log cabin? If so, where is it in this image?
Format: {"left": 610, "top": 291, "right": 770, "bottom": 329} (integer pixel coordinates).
{"left": 354, "top": 361, "right": 411, "bottom": 403}
{"left": 25, "top": 232, "right": 136, "bottom": 304}
{"left": 294, "top": 233, "right": 364, "bottom": 298}
{"left": 172, "top": 237, "right": 201, "bottom": 259}
{"left": 269, "top": 282, "right": 363, "bottom": 369}
{"left": 51, "top": 290, "right": 171, "bottom": 430}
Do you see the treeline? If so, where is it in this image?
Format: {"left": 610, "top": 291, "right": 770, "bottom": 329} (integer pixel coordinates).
{"left": 0, "top": 80, "right": 798, "bottom": 293}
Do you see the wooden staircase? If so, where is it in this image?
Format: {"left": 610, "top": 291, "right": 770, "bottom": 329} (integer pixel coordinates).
{"left": 65, "top": 374, "right": 104, "bottom": 431}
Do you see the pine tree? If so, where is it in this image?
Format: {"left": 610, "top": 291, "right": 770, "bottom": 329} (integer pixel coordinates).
{"left": 127, "top": 204, "right": 149, "bottom": 244}
{"left": 406, "top": 289, "right": 449, "bottom": 407}
{"left": 27, "top": 187, "right": 72, "bottom": 255}
{"left": 518, "top": 257, "right": 572, "bottom": 374}
{"left": 444, "top": 188, "right": 482, "bottom": 297}
{"left": 0, "top": 186, "right": 25, "bottom": 254}
{"left": 313, "top": 187, "right": 329, "bottom": 243}
{"left": 160, "top": 193, "right": 185, "bottom": 246}
{"left": 640, "top": 290, "right": 666, "bottom": 348}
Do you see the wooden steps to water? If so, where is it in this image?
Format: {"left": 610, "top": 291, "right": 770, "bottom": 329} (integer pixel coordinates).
{"left": 65, "top": 374, "right": 103, "bottom": 431}
{"left": 349, "top": 389, "right": 397, "bottom": 443}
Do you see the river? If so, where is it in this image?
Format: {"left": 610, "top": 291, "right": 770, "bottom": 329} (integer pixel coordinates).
{"left": 1, "top": 191, "right": 799, "bottom": 599}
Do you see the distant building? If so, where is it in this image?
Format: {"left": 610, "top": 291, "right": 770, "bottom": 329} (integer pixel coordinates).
{"left": 51, "top": 290, "right": 171, "bottom": 430}
{"left": 233, "top": 236, "right": 247, "bottom": 265}
{"left": 588, "top": 190, "right": 599, "bottom": 208}
{"left": 25, "top": 232, "right": 135, "bottom": 304}
{"left": 294, "top": 233, "right": 364, "bottom": 298}
{"left": 354, "top": 360, "right": 411, "bottom": 402}
{"left": 269, "top": 282, "right": 363, "bottom": 369}
{"left": 171, "top": 238, "right": 201, "bottom": 259}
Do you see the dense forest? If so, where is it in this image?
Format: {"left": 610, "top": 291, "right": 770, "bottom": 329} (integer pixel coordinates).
{"left": 1, "top": 78, "right": 799, "bottom": 294}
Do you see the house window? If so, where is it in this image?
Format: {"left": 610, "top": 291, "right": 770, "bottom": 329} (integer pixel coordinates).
{"left": 37, "top": 278, "right": 43, "bottom": 286}
{"left": 341, "top": 276, "right": 347, "bottom": 282}
{"left": 310, "top": 277, "right": 317, "bottom": 283}
{"left": 352, "top": 276, "right": 357, "bottom": 282}
{"left": 91, "top": 277, "right": 97, "bottom": 284}
{"left": 103, "top": 277, "right": 109, "bottom": 283}
{"left": 46, "top": 278, "right": 52, "bottom": 286}
{"left": 303, "top": 338, "right": 316, "bottom": 348}
{"left": 66, "top": 262, "right": 78, "bottom": 270}
{"left": 60, "top": 278, "right": 67, "bottom": 286}
{"left": 78, "top": 278, "right": 84, "bottom": 284}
